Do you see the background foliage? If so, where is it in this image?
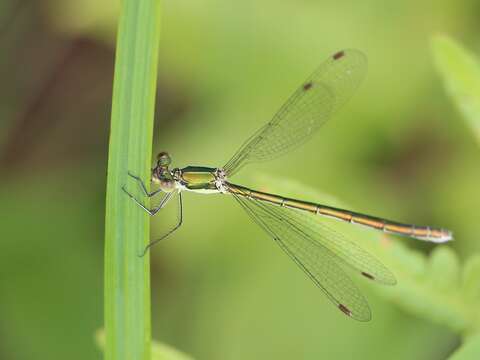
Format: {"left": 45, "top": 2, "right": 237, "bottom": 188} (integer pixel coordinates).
{"left": 0, "top": 1, "right": 479, "bottom": 359}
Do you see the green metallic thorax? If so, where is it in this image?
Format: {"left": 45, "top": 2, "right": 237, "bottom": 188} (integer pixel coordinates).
{"left": 180, "top": 166, "right": 217, "bottom": 191}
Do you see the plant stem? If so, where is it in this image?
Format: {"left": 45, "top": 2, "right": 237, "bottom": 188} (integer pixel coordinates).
{"left": 104, "top": 1, "right": 161, "bottom": 360}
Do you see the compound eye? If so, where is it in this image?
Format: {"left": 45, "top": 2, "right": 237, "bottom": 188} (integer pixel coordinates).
{"left": 157, "top": 152, "right": 171, "bottom": 167}
{"left": 160, "top": 179, "right": 175, "bottom": 192}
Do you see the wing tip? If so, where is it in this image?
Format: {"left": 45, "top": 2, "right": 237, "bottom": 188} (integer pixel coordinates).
{"left": 361, "top": 271, "right": 375, "bottom": 280}
{"left": 338, "top": 303, "right": 371, "bottom": 322}
{"left": 333, "top": 50, "right": 346, "bottom": 60}
{"left": 338, "top": 303, "right": 352, "bottom": 316}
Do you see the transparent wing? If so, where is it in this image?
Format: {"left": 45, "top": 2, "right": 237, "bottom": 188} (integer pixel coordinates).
{"left": 232, "top": 192, "right": 395, "bottom": 321}
{"left": 223, "top": 49, "right": 367, "bottom": 176}
{"left": 279, "top": 207, "right": 397, "bottom": 286}
{"left": 233, "top": 194, "right": 371, "bottom": 321}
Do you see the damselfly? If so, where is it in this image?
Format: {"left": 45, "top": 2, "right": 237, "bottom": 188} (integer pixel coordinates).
{"left": 123, "top": 49, "right": 452, "bottom": 321}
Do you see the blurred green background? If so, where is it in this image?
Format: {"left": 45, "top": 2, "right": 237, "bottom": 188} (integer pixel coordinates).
{"left": 1, "top": 0, "right": 480, "bottom": 359}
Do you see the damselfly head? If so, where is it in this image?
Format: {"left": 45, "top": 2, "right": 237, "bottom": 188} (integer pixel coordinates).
{"left": 157, "top": 151, "right": 171, "bottom": 167}
{"left": 151, "top": 152, "right": 175, "bottom": 192}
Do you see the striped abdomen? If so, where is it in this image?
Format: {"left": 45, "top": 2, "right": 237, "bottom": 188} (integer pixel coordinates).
{"left": 226, "top": 183, "right": 452, "bottom": 243}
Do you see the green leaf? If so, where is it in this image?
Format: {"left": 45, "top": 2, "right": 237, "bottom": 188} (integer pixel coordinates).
{"left": 432, "top": 35, "right": 480, "bottom": 143}
{"left": 462, "top": 255, "right": 480, "bottom": 303}
{"left": 104, "top": 1, "right": 161, "bottom": 360}
{"left": 96, "top": 329, "right": 195, "bottom": 360}
{"left": 383, "top": 244, "right": 471, "bottom": 332}
{"left": 448, "top": 333, "right": 480, "bottom": 360}
{"left": 428, "top": 247, "right": 460, "bottom": 291}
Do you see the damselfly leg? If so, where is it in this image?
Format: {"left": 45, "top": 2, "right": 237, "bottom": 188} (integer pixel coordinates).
{"left": 123, "top": 171, "right": 184, "bottom": 256}
{"left": 139, "top": 192, "right": 184, "bottom": 257}
{"left": 127, "top": 171, "right": 164, "bottom": 198}
{"left": 122, "top": 172, "right": 174, "bottom": 216}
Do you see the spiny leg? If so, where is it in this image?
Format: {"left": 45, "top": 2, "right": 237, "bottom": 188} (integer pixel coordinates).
{"left": 139, "top": 192, "right": 184, "bottom": 257}
{"left": 127, "top": 171, "right": 163, "bottom": 197}
{"left": 122, "top": 186, "right": 174, "bottom": 216}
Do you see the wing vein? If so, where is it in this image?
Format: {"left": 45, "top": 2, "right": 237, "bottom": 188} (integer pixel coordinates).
{"left": 224, "top": 49, "right": 367, "bottom": 176}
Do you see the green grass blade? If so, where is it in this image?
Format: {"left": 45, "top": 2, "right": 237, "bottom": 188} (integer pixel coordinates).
{"left": 104, "top": 1, "right": 161, "bottom": 360}
{"left": 432, "top": 35, "right": 480, "bottom": 143}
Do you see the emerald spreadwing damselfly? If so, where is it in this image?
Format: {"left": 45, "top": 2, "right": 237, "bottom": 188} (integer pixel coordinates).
{"left": 123, "top": 49, "right": 452, "bottom": 321}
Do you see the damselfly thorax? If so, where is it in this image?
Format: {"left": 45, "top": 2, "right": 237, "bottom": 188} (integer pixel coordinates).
{"left": 153, "top": 161, "right": 227, "bottom": 194}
